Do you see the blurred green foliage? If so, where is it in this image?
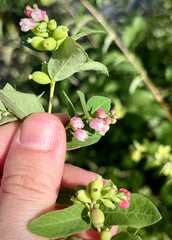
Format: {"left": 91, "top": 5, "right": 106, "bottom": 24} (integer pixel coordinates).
{"left": 1, "top": 0, "right": 172, "bottom": 239}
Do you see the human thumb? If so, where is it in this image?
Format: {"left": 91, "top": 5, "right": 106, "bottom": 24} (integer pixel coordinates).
{"left": 0, "top": 112, "right": 66, "bottom": 240}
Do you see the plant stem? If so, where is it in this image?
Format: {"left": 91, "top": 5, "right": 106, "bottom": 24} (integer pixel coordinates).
{"left": 48, "top": 80, "right": 56, "bottom": 114}
{"left": 81, "top": 0, "right": 172, "bottom": 122}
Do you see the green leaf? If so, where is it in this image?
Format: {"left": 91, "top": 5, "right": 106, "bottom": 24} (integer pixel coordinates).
{"left": 72, "top": 29, "right": 105, "bottom": 41}
{"left": 56, "top": 186, "right": 76, "bottom": 206}
{"left": 63, "top": 91, "right": 76, "bottom": 118}
{"left": 0, "top": 84, "right": 45, "bottom": 120}
{"left": 67, "top": 129, "right": 101, "bottom": 150}
{"left": 87, "top": 96, "right": 111, "bottom": 114}
{"left": 122, "top": 16, "right": 147, "bottom": 49}
{"left": 103, "top": 193, "right": 162, "bottom": 228}
{"left": 0, "top": 114, "right": 17, "bottom": 126}
{"left": 48, "top": 37, "right": 88, "bottom": 82}
{"left": 28, "top": 203, "right": 91, "bottom": 239}
{"left": 79, "top": 59, "right": 109, "bottom": 75}
{"left": 112, "top": 232, "right": 142, "bottom": 240}
{"left": 77, "top": 91, "right": 90, "bottom": 120}
{"left": 0, "top": 99, "right": 7, "bottom": 112}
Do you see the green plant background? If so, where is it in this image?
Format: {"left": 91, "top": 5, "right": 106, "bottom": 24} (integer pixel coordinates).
{"left": 0, "top": 0, "right": 172, "bottom": 239}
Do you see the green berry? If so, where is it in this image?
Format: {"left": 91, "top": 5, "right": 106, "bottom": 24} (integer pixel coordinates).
{"left": 52, "top": 25, "right": 68, "bottom": 40}
{"left": 90, "top": 208, "right": 105, "bottom": 231}
{"left": 32, "top": 23, "right": 49, "bottom": 38}
{"left": 76, "top": 189, "right": 91, "bottom": 203}
{"left": 100, "top": 229, "right": 112, "bottom": 240}
{"left": 42, "top": 37, "right": 57, "bottom": 51}
{"left": 29, "top": 36, "right": 45, "bottom": 51}
{"left": 90, "top": 176, "right": 103, "bottom": 201}
{"left": 29, "top": 71, "right": 51, "bottom": 85}
{"left": 100, "top": 198, "right": 116, "bottom": 210}
{"left": 47, "top": 19, "right": 57, "bottom": 31}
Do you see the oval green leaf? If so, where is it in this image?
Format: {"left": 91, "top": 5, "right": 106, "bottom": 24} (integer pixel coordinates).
{"left": 48, "top": 37, "right": 88, "bottom": 82}
{"left": 28, "top": 203, "right": 91, "bottom": 239}
{"left": 87, "top": 96, "right": 111, "bottom": 114}
{"left": 103, "top": 193, "right": 162, "bottom": 228}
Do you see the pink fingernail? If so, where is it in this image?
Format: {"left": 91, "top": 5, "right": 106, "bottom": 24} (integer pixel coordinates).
{"left": 19, "top": 115, "right": 58, "bottom": 150}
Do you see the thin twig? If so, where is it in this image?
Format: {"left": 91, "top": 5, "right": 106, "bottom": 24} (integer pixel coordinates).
{"left": 81, "top": 0, "right": 172, "bottom": 122}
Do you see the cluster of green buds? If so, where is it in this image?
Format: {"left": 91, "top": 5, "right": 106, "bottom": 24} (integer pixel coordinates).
{"left": 20, "top": 4, "right": 68, "bottom": 52}
{"left": 72, "top": 176, "right": 131, "bottom": 240}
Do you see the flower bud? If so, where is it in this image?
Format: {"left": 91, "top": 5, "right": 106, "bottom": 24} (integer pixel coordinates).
{"left": 90, "top": 176, "right": 103, "bottom": 201}
{"left": 70, "top": 116, "right": 84, "bottom": 129}
{"left": 75, "top": 189, "right": 91, "bottom": 203}
{"left": 29, "top": 71, "right": 51, "bottom": 85}
{"left": 119, "top": 200, "right": 130, "bottom": 209}
{"left": 28, "top": 36, "right": 44, "bottom": 51}
{"left": 91, "top": 208, "right": 105, "bottom": 231}
{"left": 96, "top": 109, "right": 106, "bottom": 118}
{"left": 47, "top": 19, "right": 57, "bottom": 31}
{"left": 52, "top": 25, "right": 68, "bottom": 40}
{"left": 42, "top": 37, "right": 57, "bottom": 51}
{"left": 75, "top": 129, "right": 88, "bottom": 142}
{"left": 100, "top": 229, "right": 112, "bottom": 240}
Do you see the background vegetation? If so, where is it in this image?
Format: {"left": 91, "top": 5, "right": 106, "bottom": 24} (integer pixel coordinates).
{"left": 0, "top": 0, "right": 172, "bottom": 239}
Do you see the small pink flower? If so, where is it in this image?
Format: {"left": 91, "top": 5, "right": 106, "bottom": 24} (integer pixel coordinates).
{"left": 119, "top": 200, "right": 129, "bottom": 209}
{"left": 70, "top": 117, "right": 84, "bottom": 129}
{"left": 31, "top": 9, "right": 46, "bottom": 22}
{"left": 110, "top": 109, "right": 116, "bottom": 115}
{"left": 89, "top": 118, "right": 104, "bottom": 131}
{"left": 104, "top": 117, "right": 112, "bottom": 125}
{"left": 75, "top": 129, "right": 88, "bottom": 142}
{"left": 89, "top": 118, "right": 109, "bottom": 136}
{"left": 19, "top": 18, "right": 35, "bottom": 32}
{"left": 24, "top": 7, "right": 33, "bottom": 17}
{"left": 33, "top": 3, "right": 38, "bottom": 9}
{"left": 120, "top": 188, "right": 131, "bottom": 201}
{"left": 96, "top": 108, "right": 106, "bottom": 118}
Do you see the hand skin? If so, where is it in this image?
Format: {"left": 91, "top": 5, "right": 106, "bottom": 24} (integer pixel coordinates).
{"left": 0, "top": 112, "right": 117, "bottom": 240}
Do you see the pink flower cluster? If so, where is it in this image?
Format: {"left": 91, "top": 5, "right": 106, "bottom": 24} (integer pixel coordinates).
{"left": 70, "top": 117, "right": 88, "bottom": 142}
{"left": 19, "top": 4, "right": 46, "bottom": 32}
{"left": 89, "top": 108, "right": 118, "bottom": 136}
{"left": 67, "top": 108, "right": 118, "bottom": 142}
{"left": 119, "top": 188, "right": 131, "bottom": 209}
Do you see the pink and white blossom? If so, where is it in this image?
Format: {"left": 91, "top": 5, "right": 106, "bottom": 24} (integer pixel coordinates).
{"left": 31, "top": 9, "right": 46, "bottom": 22}
{"left": 119, "top": 200, "right": 129, "bottom": 209}
{"left": 96, "top": 108, "right": 106, "bottom": 118}
{"left": 70, "top": 116, "right": 84, "bottom": 129}
{"left": 89, "top": 118, "right": 109, "bottom": 136}
{"left": 75, "top": 129, "right": 88, "bottom": 142}
{"left": 19, "top": 18, "right": 35, "bottom": 32}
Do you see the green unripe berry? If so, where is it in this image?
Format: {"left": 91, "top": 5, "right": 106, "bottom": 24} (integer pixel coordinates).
{"left": 52, "top": 25, "right": 68, "bottom": 40}
{"left": 76, "top": 189, "right": 91, "bottom": 203}
{"left": 47, "top": 19, "right": 57, "bottom": 31}
{"left": 90, "top": 208, "right": 105, "bottom": 231}
{"left": 100, "top": 198, "right": 116, "bottom": 210}
{"left": 28, "top": 36, "right": 45, "bottom": 51}
{"left": 90, "top": 176, "right": 103, "bottom": 201}
{"left": 100, "top": 229, "right": 112, "bottom": 240}
{"left": 29, "top": 71, "right": 51, "bottom": 85}
{"left": 42, "top": 37, "right": 57, "bottom": 51}
{"left": 32, "top": 23, "right": 49, "bottom": 38}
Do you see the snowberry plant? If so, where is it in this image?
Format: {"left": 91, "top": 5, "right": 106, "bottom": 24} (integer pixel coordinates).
{"left": 0, "top": 4, "right": 162, "bottom": 240}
